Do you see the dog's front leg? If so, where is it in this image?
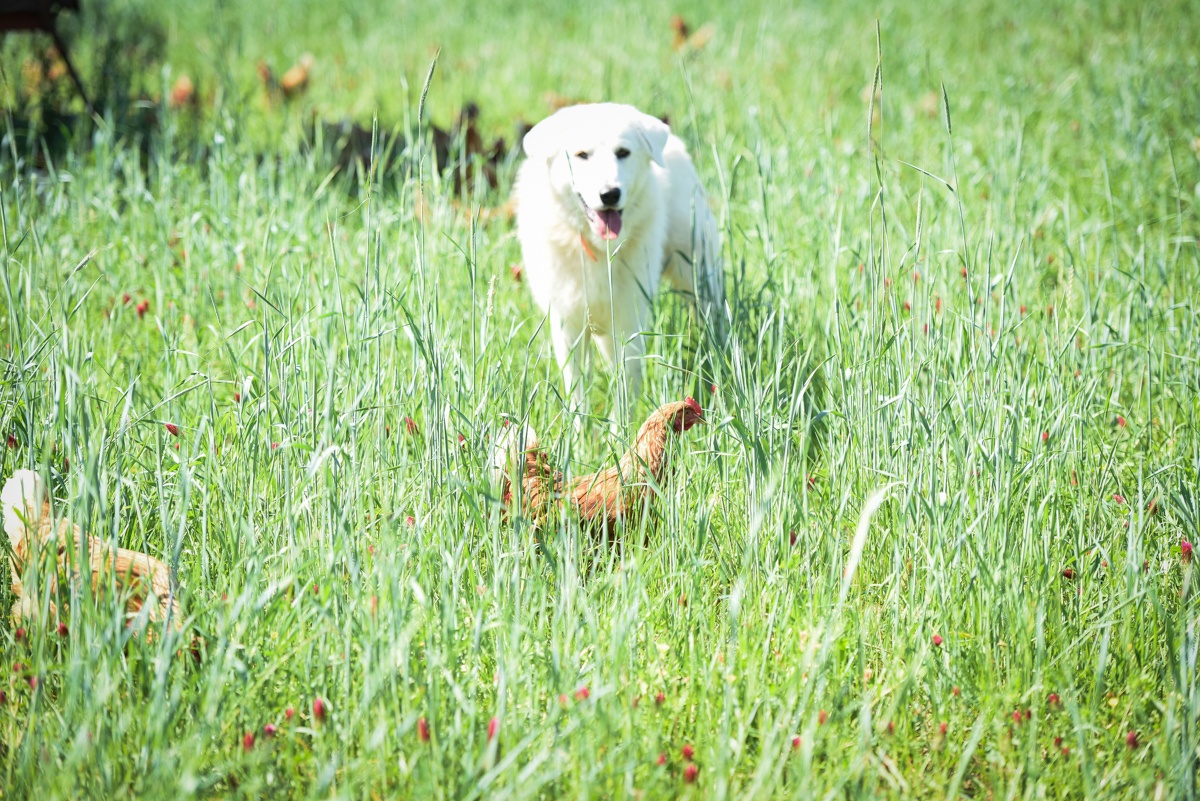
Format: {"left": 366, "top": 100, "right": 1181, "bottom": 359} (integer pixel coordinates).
{"left": 550, "top": 310, "right": 590, "bottom": 420}
{"left": 595, "top": 303, "right": 649, "bottom": 430}
{"left": 615, "top": 333, "right": 645, "bottom": 431}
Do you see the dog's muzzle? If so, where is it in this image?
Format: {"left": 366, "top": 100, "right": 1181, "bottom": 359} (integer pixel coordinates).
{"left": 577, "top": 193, "right": 623, "bottom": 240}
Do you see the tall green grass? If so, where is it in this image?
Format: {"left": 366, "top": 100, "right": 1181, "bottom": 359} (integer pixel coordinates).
{"left": 1, "top": 0, "right": 1198, "bottom": 797}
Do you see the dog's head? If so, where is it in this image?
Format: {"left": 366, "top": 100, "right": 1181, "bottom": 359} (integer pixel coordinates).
{"left": 523, "top": 103, "right": 670, "bottom": 241}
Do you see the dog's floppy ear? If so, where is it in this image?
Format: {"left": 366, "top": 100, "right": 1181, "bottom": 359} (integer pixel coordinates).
{"left": 523, "top": 112, "right": 566, "bottom": 162}
{"left": 635, "top": 113, "right": 670, "bottom": 167}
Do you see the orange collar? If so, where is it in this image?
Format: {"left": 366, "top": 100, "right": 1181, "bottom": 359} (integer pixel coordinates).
{"left": 579, "top": 233, "right": 598, "bottom": 262}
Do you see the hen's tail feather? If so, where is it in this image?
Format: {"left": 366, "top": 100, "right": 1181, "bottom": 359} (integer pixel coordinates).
{"left": 104, "top": 546, "right": 183, "bottom": 627}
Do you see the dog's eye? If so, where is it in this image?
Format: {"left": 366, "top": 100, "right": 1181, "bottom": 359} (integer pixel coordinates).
{"left": 574, "top": 151, "right": 590, "bottom": 161}
{"left": 615, "top": 148, "right": 631, "bottom": 159}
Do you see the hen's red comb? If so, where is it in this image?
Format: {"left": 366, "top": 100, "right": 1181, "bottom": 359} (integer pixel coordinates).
{"left": 684, "top": 396, "right": 703, "bottom": 417}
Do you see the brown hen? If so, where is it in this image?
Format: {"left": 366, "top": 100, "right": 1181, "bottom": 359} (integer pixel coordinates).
{"left": 493, "top": 398, "right": 705, "bottom": 535}
{"left": 2, "top": 470, "right": 182, "bottom": 629}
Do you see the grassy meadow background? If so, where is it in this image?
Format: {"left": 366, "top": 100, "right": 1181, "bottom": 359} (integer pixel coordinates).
{"left": 2, "top": 0, "right": 1199, "bottom": 797}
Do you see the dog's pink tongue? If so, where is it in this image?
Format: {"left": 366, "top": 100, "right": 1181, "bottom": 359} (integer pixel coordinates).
{"left": 592, "top": 209, "right": 622, "bottom": 240}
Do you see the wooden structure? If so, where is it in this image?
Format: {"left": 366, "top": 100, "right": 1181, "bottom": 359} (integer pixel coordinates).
{"left": 0, "top": 1, "right": 91, "bottom": 112}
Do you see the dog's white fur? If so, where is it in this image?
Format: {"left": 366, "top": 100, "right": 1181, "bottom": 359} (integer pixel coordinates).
{"left": 514, "top": 103, "right": 725, "bottom": 418}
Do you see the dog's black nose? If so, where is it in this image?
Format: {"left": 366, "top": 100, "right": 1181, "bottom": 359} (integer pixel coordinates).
{"left": 599, "top": 187, "right": 621, "bottom": 207}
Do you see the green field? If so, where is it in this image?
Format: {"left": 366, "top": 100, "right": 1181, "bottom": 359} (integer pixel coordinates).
{"left": 2, "top": 0, "right": 1199, "bottom": 797}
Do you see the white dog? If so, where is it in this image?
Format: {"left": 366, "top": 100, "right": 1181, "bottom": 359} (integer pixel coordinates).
{"left": 513, "top": 103, "right": 726, "bottom": 419}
